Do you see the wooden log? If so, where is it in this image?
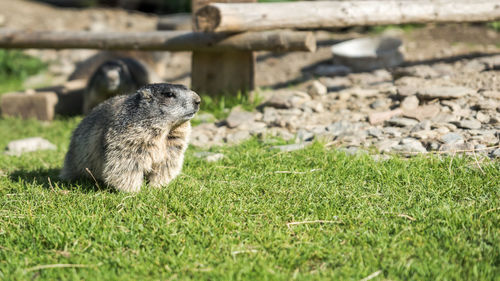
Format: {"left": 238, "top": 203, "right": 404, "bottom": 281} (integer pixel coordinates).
{"left": 0, "top": 30, "right": 315, "bottom": 52}
{"left": 191, "top": 0, "right": 257, "bottom": 96}
{"left": 195, "top": 0, "right": 500, "bottom": 32}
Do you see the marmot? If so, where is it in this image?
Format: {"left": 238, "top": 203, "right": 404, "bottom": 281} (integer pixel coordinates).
{"left": 60, "top": 83, "right": 201, "bottom": 192}
{"left": 83, "top": 57, "right": 159, "bottom": 114}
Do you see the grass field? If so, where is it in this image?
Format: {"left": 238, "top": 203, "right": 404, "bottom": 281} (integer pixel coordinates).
{"left": 0, "top": 116, "right": 499, "bottom": 280}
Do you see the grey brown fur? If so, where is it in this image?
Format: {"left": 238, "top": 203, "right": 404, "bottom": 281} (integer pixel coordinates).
{"left": 83, "top": 57, "right": 155, "bottom": 114}
{"left": 60, "top": 83, "right": 201, "bottom": 192}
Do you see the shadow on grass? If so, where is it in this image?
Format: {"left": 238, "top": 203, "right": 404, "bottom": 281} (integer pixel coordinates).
{"left": 8, "top": 168, "right": 114, "bottom": 193}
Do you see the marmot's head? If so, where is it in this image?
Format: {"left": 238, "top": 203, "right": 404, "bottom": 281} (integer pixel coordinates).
{"left": 98, "top": 60, "right": 129, "bottom": 92}
{"left": 134, "top": 83, "right": 201, "bottom": 126}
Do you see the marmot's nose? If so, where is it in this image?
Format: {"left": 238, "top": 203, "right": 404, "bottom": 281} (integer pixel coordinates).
{"left": 193, "top": 93, "right": 201, "bottom": 106}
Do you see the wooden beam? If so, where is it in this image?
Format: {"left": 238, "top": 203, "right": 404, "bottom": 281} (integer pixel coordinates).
{"left": 0, "top": 30, "right": 315, "bottom": 52}
{"left": 191, "top": 0, "right": 258, "bottom": 96}
{"left": 195, "top": 0, "right": 500, "bottom": 32}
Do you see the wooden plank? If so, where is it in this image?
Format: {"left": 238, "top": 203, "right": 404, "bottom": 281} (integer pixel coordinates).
{"left": 0, "top": 30, "right": 315, "bottom": 52}
{"left": 195, "top": 0, "right": 500, "bottom": 32}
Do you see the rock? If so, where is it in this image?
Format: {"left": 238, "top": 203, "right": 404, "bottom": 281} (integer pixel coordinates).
{"left": 263, "top": 90, "right": 311, "bottom": 109}
{"left": 326, "top": 121, "right": 363, "bottom": 137}
{"left": 481, "top": 90, "right": 500, "bottom": 100}
{"left": 417, "top": 86, "right": 474, "bottom": 100}
{"left": 393, "top": 65, "right": 441, "bottom": 79}
{"left": 393, "top": 138, "right": 427, "bottom": 153}
{"left": 403, "top": 104, "right": 441, "bottom": 121}
{"left": 271, "top": 142, "right": 311, "bottom": 152}
{"left": 302, "top": 100, "right": 324, "bottom": 113}
{"left": 370, "top": 99, "right": 388, "bottom": 110}
{"left": 225, "top": 130, "right": 251, "bottom": 144}
{"left": 432, "top": 113, "right": 460, "bottom": 123}
{"left": 368, "top": 109, "right": 403, "bottom": 125}
{"left": 314, "top": 65, "right": 351, "bottom": 76}
{"left": 194, "top": 113, "right": 216, "bottom": 124}
{"left": 386, "top": 117, "right": 419, "bottom": 127}
{"left": 491, "top": 149, "right": 500, "bottom": 159}
{"left": 475, "top": 111, "right": 490, "bottom": 123}
{"left": 455, "top": 119, "right": 482, "bottom": 130}
{"left": 401, "top": 95, "right": 419, "bottom": 111}
{"left": 296, "top": 129, "right": 315, "bottom": 143}
{"left": 397, "top": 85, "right": 419, "bottom": 97}
{"left": 1, "top": 91, "right": 58, "bottom": 121}
{"left": 5, "top": 137, "right": 56, "bottom": 156}
{"left": 225, "top": 108, "right": 255, "bottom": 128}
{"left": 194, "top": 152, "right": 224, "bottom": 162}
{"left": 307, "top": 80, "right": 327, "bottom": 97}
{"left": 410, "top": 130, "right": 438, "bottom": 140}
{"left": 346, "top": 88, "right": 380, "bottom": 98}
{"left": 410, "top": 120, "right": 432, "bottom": 132}
{"left": 440, "top": 133, "right": 463, "bottom": 145}
{"left": 374, "top": 139, "right": 399, "bottom": 153}
{"left": 439, "top": 142, "right": 474, "bottom": 153}
{"left": 338, "top": 147, "right": 367, "bottom": 156}
{"left": 383, "top": 127, "right": 402, "bottom": 138}
{"left": 476, "top": 100, "right": 498, "bottom": 111}
{"left": 367, "top": 127, "right": 383, "bottom": 138}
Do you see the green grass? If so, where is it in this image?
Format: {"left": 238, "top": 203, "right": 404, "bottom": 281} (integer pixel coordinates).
{"left": 0, "top": 50, "right": 47, "bottom": 94}
{"left": 0, "top": 116, "right": 499, "bottom": 281}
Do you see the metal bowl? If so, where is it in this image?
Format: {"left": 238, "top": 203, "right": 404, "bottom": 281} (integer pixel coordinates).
{"left": 331, "top": 36, "right": 404, "bottom": 72}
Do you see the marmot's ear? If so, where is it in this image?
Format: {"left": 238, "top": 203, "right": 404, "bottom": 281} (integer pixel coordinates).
{"left": 140, "top": 88, "right": 152, "bottom": 99}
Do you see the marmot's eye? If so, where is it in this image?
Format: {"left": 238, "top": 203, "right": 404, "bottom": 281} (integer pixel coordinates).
{"left": 165, "top": 92, "right": 176, "bottom": 98}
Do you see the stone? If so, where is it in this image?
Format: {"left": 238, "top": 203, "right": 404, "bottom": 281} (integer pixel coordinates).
{"left": 338, "top": 147, "right": 367, "bottom": 156}
{"left": 370, "top": 99, "right": 388, "bottom": 110}
{"left": 386, "top": 117, "right": 419, "bottom": 127}
{"left": 475, "top": 112, "right": 490, "bottom": 123}
{"left": 263, "top": 90, "right": 311, "bottom": 109}
{"left": 347, "top": 88, "right": 380, "bottom": 98}
{"left": 1, "top": 91, "right": 58, "bottom": 121}
{"left": 225, "top": 130, "right": 251, "bottom": 144}
{"left": 368, "top": 109, "right": 403, "bottom": 125}
{"left": 397, "top": 85, "right": 419, "bottom": 97}
{"left": 194, "top": 152, "right": 224, "bottom": 162}
{"left": 491, "top": 149, "right": 500, "bottom": 159}
{"left": 271, "top": 142, "right": 311, "bottom": 152}
{"left": 410, "top": 120, "right": 432, "bottom": 132}
{"left": 326, "top": 121, "right": 362, "bottom": 137}
{"left": 302, "top": 100, "right": 324, "bottom": 113}
{"left": 403, "top": 104, "right": 441, "bottom": 121}
{"left": 440, "top": 133, "right": 464, "bottom": 145}
{"left": 296, "top": 129, "right": 315, "bottom": 143}
{"left": 194, "top": 113, "right": 216, "bottom": 124}
{"left": 225, "top": 108, "right": 255, "bottom": 128}
{"left": 455, "top": 119, "right": 482, "bottom": 130}
{"left": 410, "top": 130, "right": 438, "bottom": 140}
{"left": 374, "top": 139, "right": 399, "bottom": 153}
{"left": 417, "top": 86, "right": 474, "bottom": 100}
{"left": 393, "top": 65, "right": 441, "bottom": 79}
{"left": 383, "top": 127, "right": 402, "bottom": 138}
{"left": 4, "top": 137, "right": 56, "bottom": 156}
{"left": 307, "top": 80, "right": 327, "bottom": 97}
{"left": 401, "top": 95, "right": 419, "bottom": 111}
{"left": 314, "top": 65, "right": 351, "bottom": 76}
{"left": 393, "top": 138, "right": 427, "bottom": 153}
{"left": 367, "top": 127, "right": 383, "bottom": 138}
{"left": 481, "top": 91, "right": 500, "bottom": 100}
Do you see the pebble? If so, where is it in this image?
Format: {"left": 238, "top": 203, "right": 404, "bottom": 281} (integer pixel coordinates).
{"left": 4, "top": 137, "right": 56, "bottom": 156}
{"left": 393, "top": 138, "right": 427, "bottom": 153}
{"left": 417, "top": 86, "right": 473, "bottom": 100}
{"left": 456, "top": 119, "right": 482, "bottom": 130}
{"left": 314, "top": 65, "right": 351, "bottom": 76}
{"left": 401, "top": 95, "right": 419, "bottom": 111}
{"left": 271, "top": 142, "right": 311, "bottom": 152}
{"left": 307, "top": 80, "right": 327, "bottom": 97}
{"left": 386, "top": 117, "right": 419, "bottom": 127}
{"left": 491, "top": 149, "right": 500, "bottom": 158}
{"left": 194, "top": 152, "right": 224, "bottom": 162}
{"left": 440, "top": 133, "right": 464, "bottom": 145}
{"left": 225, "top": 108, "right": 255, "bottom": 128}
